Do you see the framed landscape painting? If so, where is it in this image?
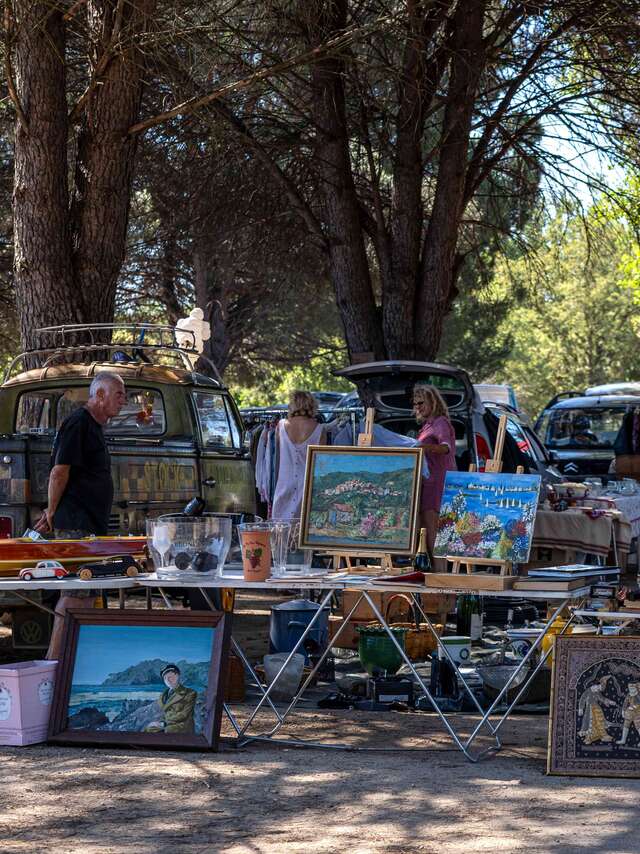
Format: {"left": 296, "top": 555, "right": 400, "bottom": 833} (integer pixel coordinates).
{"left": 299, "top": 446, "right": 423, "bottom": 555}
{"left": 548, "top": 635, "right": 640, "bottom": 778}
{"left": 433, "top": 471, "right": 541, "bottom": 563}
{"left": 48, "top": 610, "right": 230, "bottom": 750}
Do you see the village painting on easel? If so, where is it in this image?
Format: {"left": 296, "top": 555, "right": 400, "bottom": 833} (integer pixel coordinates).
{"left": 299, "top": 447, "right": 422, "bottom": 554}
{"left": 433, "top": 472, "right": 541, "bottom": 563}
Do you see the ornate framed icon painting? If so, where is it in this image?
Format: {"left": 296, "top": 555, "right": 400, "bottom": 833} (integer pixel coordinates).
{"left": 548, "top": 635, "right": 640, "bottom": 777}
{"left": 299, "top": 446, "right": 423, "bottom": 555}
{"left": 48, "top": 609, "right": 231, "bottom": 750}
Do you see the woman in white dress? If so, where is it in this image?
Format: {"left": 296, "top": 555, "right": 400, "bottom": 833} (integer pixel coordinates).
{"left": 272, "top": 391, "right": 326, "bottom": 520}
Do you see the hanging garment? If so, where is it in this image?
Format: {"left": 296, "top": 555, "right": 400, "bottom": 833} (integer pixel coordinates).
{"left": 272, "top": 420, "right": 324, "bottom": 520}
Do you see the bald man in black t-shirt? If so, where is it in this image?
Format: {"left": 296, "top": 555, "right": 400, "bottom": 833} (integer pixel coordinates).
{"left": 34, "top": 372, "right": 126, "bottom": 537}
{"left": 33, "top": 371, "right": 126, "bottom": 660}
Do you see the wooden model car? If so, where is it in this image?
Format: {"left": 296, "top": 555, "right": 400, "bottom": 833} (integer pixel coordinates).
{"left": 19, "top": 560, "right": 69, "bottom": 581}
{"left": 76, "top": 555, "right": 142, "bottom": 581}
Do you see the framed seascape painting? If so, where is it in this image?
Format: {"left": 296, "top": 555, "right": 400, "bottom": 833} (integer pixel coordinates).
{"left": 48, "top": 610, "right": 231, "bottom": 750}
{"left": 299, "top": 446, "right": 423, "bottom": 555}
{"left": 548, "top": 635, "right": 640, "bottom": 778}
{"left": 433, "top": 472, "right": 541, "bottom": 563}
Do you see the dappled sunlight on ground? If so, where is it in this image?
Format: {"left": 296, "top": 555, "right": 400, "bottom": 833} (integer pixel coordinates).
{"left": 0, "top": 713, "right": 638, "bottom": 852}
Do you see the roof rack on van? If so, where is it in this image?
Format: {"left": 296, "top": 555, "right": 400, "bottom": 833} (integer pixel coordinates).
{"left": 4, "top": 323, "right": 221, "bottom": 384}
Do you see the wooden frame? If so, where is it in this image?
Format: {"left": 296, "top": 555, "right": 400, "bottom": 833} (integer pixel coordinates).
{"left": 299, "top": 445, "right": 423, "bottom": 556}
{"left": 48, "top": 609, "right": 231, "bottom": 751}
{"left": 548, "top": 635, "right": 640, "bottom": 777}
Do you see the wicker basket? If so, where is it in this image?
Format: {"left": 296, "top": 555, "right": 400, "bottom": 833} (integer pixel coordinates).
{"left": 367, "top": 594, "right": 443, "bottom": 661}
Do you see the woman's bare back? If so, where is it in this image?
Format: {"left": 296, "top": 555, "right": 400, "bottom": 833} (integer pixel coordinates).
{"left": 283, "top": 416, "right": 323, "bottom": 445}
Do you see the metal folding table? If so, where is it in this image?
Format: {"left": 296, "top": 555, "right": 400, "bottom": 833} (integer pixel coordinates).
{"left": 138, "top": 572, "right": 590, "bottom": 761}
{"left": 0, "top": 576, "right": 141, "bottom": 616}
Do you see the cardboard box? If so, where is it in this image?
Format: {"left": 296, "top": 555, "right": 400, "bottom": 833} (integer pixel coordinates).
{"left": 425, "top": 572, "right": 515, "bottom": 591}
{"left": 328, "top": 615, "right": 370, "bottom": 650}
{"left": 0, "top": 660, "right": 57, "bottom": 746}
{"left": 223, "top": 654, "right": 245, "bottom": 703}
{"left": 615, "top": 455, "right": 640, "bottom": 478}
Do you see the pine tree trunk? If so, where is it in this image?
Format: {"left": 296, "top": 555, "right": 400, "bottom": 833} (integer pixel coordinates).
{"left": 309, "top": 0, "right": 385, "bottom": 362}
{"left": 12, "top": 0, "right": 154, "bottom": 350}
{"left": 69, "top": 0, "right": 156, "bottom": 326}
{"left": 415, "top": 0, "right": 487, "bottom": 360}
{"left": 383, "top": 0, "right": 452, "bottom": 359}
{"left": 12, "top": 2, "right": 79, "bottom": 348}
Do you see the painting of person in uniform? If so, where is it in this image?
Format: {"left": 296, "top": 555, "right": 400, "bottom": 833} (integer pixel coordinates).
{"left": 147, "top": 664, "right": 198, "bottom": 734}
{"left": 577, "top": 676, "right": 617, "bottom": 745}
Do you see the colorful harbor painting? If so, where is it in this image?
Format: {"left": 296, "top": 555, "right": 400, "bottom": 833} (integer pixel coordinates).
{"left": 433, "top": 472, "right": 541, "bottom": 563}
{"left": 299, "top": 447, "right": 422, "bottom": 554}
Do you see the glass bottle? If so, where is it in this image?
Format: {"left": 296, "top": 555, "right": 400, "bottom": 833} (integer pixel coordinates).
{"left": 414, "top": 527, "right": 431, "bottom": 572}
{"left": 456, "top": 594, "right": 483, "bottom": 641}
{"left": 469, "top": 596, "right": 483, "bottom": 642}
{"left": 182, "top": 496, "right": 206, "bottom": 517}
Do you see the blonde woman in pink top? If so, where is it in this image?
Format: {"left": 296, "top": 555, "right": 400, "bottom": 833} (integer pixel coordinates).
{"left": 413, "top": 384, "right": 457, "bottom": 558}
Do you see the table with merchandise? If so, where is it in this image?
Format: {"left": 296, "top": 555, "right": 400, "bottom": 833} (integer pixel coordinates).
{"left": 137, "top": 569, "right": 591, "bottom": 761}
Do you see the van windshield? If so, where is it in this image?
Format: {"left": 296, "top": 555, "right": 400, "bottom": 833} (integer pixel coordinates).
{"left": 545, "top": 407, "right": 627, "bottom": 450}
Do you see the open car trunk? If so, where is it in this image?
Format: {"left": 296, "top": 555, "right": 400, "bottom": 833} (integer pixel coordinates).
{"left": 335, "top": 361, "right": 528, "bottom": 473}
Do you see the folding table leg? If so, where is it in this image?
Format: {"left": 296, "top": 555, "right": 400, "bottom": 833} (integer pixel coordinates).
{"left": 191, "top": 586, "right": 285, "bottom": 733}
{"left": 463, "top": 596, "right": 580, "bottom": 759}
{"left": 235, "top": 589, "right": 336, "bottom": 740}
{"left": 237, "top": 589, "right": 376, "bottom": 745}
{"left": 362, "top": 591, "right": 495, "bottom": 761}
{"left": 409, "top": 594, "right": 500, "bottom": 735}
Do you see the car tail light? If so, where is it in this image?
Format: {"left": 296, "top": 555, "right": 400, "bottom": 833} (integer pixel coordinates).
{"left": 0, "top": 517, "right": 12, "bottom": 538}
{"left": 474, "top": 434, "right": 491, "bottom": 472}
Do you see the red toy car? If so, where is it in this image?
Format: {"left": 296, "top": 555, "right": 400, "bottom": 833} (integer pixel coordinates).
{"left": 19, "top": 560, "right": 69, "bottom": 581}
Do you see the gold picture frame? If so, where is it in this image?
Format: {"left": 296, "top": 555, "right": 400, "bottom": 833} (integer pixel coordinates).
{"left": 299, "top": 445, "right": 423, "bottom": 556}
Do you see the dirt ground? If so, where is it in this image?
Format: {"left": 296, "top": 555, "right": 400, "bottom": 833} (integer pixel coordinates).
{"left": 1, "top": 714, "right": 638, "bottom": 853}
{"left": 0, "top": 590, "right": 638, "bottom": 853}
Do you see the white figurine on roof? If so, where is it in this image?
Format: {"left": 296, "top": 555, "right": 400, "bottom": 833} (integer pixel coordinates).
{"left": 175, "top": 307, "right": 211, "bottom": 356}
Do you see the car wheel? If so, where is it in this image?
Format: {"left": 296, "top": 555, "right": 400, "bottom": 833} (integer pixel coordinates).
{"left": 126, "top": 566, "right": 139, "bottom": 577}
{"left": 22, "top": 572, "right": 33, "bottom": 581}
{"left": 78, "top": 568, "right": 92, "bottom": 581}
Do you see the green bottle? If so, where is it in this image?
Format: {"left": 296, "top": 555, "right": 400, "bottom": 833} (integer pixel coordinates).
{"left": 414, "top": 528, "right": 431, "bottom": 572}
{"left": 456, "top": 594, "right": 482, "bottom": 641}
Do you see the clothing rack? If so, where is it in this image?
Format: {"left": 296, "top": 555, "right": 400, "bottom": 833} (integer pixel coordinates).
{"left": 240, "top": 408, "right": 287, "bottom": 425}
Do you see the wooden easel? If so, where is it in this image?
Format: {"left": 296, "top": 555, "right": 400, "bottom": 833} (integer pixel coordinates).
{"left": 330, "top": 408, "right": 397, "bottom": 574}
{"left": 357, "top": 406, "right": 375, "bottom": 446}
{"left": 448, "top": 414, "right": 525, "bottom": 578}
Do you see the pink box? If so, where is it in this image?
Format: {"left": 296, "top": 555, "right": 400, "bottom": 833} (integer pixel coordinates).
{"left": 0, "top": 661, "right": 57, "bottom": 746}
